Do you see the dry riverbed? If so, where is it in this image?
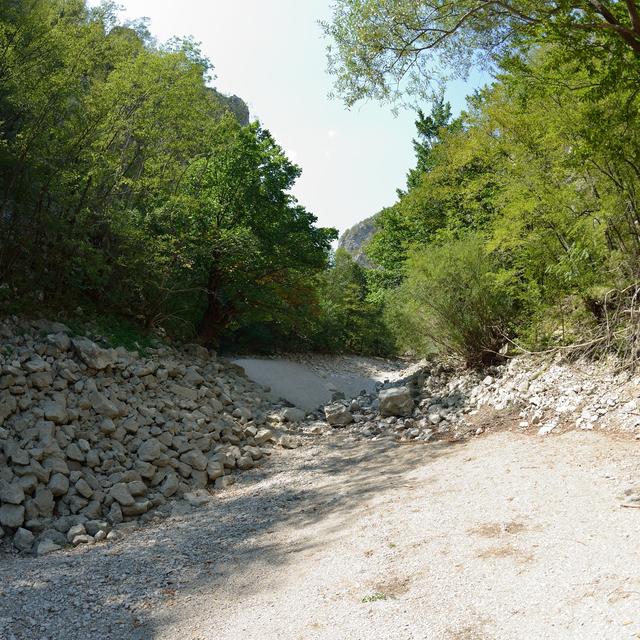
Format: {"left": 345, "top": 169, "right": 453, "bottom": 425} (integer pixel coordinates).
{"left": 2, "top": 426, "right": 640, "bottom": 640}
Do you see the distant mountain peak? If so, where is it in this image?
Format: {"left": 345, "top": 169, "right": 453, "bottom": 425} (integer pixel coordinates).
{"left": 338, "top": 214, "right": 377, "bottom": 266}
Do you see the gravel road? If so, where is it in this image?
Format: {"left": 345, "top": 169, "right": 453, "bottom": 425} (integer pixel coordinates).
{"left": 232, "top": 355, "right": 421, "bottom": 410}
{"left": 2, "top": 428, "right": 640, "bottom": 640}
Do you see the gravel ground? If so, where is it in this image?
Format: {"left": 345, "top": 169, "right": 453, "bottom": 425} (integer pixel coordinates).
{"left": 232, "top": 355, "right": 421, "bottom": 410}
{"left": 2, "top": 427, "right": 640, "bottom": 640}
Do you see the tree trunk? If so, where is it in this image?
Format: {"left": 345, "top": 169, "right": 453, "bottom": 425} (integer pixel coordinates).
{"left": 197, "top": 264, "right": 232, "bottom": 346}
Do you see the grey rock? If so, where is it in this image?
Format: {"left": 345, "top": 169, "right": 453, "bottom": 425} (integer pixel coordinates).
{"left": 160, "top": 472, "right": 180, "bottom": 497}
{"left": 214, "top": 476, "right": 235, "bottom": 490}
{"left": 66, "top": 443, "right": 84, "bottom": 462}
{"left": 183, "top": 367, "right": 204, "bottom": 386}
{"left": 138, "top": 438, "right": 162, "bottom": 462}
{"left": 66, "top": 523, "right": 86, "bottom": 542}
{"left": 180, "top": 449, "right": 207, "bottom": 471}
{"left": 170, "top": 384, "right": 198, "bottom": 402}
{"left": 109, "top": 483, "right": 134, "bottom": 506}
{"left": 108, "top": 502, "right": 123, "bottom": 525}
{"left": 0, "top": 392, "right": 17, "bottom": 424}
{"left": 324, "top": 403, "right": 353, "bottom": 426}
{"left": 0, "top": 503, "right": 25, "bottom": 528}
{"left": 13, "top": 527, "right": 35, "bottom": 552}
{"left": 37, "top": 528, "right": 67, "bottom": 546}
{"left": 0, "top": 480, "right": 25, "bottom": 505}
{"left": 206, "top": 460, "right": 224, "bottom": 481}
{"left": 49, "top": 473, "right": 70, "bottom": 496}
{"left": 37, "top": 539, "right": 62, "bottom": 555}
{"left": 281, "top": 407, "right": 306, "bottom": 422}
{"left": 75, "top": 478, "right": 93, "bottom": 498}
{"left": 121, "top": 500, "right": 151, "bottom": 516}
{"left": 255, "top": 428, "right": 274, "bottom": 445}
{"left": 237, "top": 454, "right": 254, "bottom": 470}
{"left": 33, "top": 487, "right": 55, "bottom": 517}
{"left": 47, "top": 332, "right": 71, "bottom": 352}
{"left": 42, "top": 399, "right": 68, "bottom": 424}
{"left": 379, "top": 387, "right": 414, "bottom": 417}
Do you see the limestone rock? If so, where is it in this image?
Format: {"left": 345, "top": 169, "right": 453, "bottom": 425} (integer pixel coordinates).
{"left": 324, "top": 403, "right": 353, "bottom": 426}
{"left": 89, "top": 390, "right": 120, "bottom": 418}
{"left": 0, "top": 503, "right": 25, "bottom": 528}
{"left": 379, "top": 387, "right": 414, "bottom": 417}
{"left": 72, "top": 337, "right": 116, "bottom": 370}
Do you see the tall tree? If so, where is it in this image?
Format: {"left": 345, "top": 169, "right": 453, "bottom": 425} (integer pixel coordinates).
{"left": 323, "top": 0, "right": 640, "bottom": 105}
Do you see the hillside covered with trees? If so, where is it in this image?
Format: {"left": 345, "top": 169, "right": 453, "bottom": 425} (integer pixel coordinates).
{"left": 325, "top": 0, "right": 640, "bottom": 367}
{"left": 4, "top": 0, "right": 640, "bottom": 368}
{"left": 0, "top": 0, "right": 386, "bottom": 353}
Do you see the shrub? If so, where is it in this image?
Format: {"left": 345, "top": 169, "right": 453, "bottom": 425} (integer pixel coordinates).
{"left": 389, "top": 236, "right": 518, "bottom": 367}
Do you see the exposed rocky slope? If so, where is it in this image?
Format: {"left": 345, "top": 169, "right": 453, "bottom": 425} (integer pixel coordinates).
{"left": 337, "top": 214, "right": 377, "bottom": 266}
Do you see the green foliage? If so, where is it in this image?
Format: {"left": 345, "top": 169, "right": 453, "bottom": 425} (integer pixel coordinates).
{"left": 362, "top": 592, "right": 389, "bottom": 603}
{"left": 311, "top": 250, "right": 394, "bottom": 355}
{"left": 67, "top": 315, "right": 159, "bottom": 353}
{"left": 323, "top": 0, "right": 640, "bottom": 106}
{"left": 326, "top": 0, "right": 640, "bottom": 363}
{"left": 389, "top": 236, "right": 518, "bottom": 366}
{"left": 0, "top": 0, "right": 336, "bottom": 350}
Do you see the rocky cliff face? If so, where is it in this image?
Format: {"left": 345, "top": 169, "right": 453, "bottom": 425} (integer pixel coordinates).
{"left": 337, "top": 215, "right": 378, "bottom": 266}
{"left": 208, "top": 88, "right": 250, "bottom": 126}
{"left": 219, "top": 93, "right": 250, "bottom": 126}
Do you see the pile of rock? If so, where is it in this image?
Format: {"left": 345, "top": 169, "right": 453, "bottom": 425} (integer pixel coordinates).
{"left": 465, "top": 355, "right": 640, "bottom": 435}
{"left": 320, "top": 365, "right": 474, "bottom": 442}
{"left": 321, "top": 353, "right": 640, "bottom": 441}
{"left": 0, "top": 317, "right": 279, "bottom": 554}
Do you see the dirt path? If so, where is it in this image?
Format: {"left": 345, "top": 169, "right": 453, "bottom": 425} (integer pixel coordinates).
{"left": 3, "top": 429, "right": 640, "bottom": 639}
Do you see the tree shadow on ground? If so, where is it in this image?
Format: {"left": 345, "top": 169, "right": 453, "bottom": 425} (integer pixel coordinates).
{"left": 0, "top": 435, "right": 463, "bottom": 640}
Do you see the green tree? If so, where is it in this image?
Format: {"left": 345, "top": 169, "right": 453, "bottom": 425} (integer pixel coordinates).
{"left": 323, "top": 0, "right": 640, "bottom": 105}
{"left": 0, "top": 0, "right": 336, "bottom": 353}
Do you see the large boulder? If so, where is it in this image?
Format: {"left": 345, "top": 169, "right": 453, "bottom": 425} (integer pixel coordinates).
{"left": 324, "top": 403, "right": 353, "bottom": 427}
{"left": 379, "top": 386, "right": 414, "bottom": 417}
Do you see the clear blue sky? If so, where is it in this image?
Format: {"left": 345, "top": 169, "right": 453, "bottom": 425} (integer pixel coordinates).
{"left": 90, "top": 0, "right": 488, "bottom": 234}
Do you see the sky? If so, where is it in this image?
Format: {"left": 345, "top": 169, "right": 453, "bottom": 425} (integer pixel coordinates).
{"left": 89, "top": 0, "right": 488, "bottom": 234}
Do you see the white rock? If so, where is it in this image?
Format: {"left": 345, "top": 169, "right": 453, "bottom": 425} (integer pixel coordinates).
{"left": 379, "top": 387, "right": 414, "bottom": 417}
{"left": 72, "top": 338, "right": 116, "bottom": 370}
{"left": 324, "top": 403, "right": 353, "bottom": 426}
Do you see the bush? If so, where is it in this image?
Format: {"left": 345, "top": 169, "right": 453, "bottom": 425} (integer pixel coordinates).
{"left": 389, "top": 236, "right": 518, "bottom": 367}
